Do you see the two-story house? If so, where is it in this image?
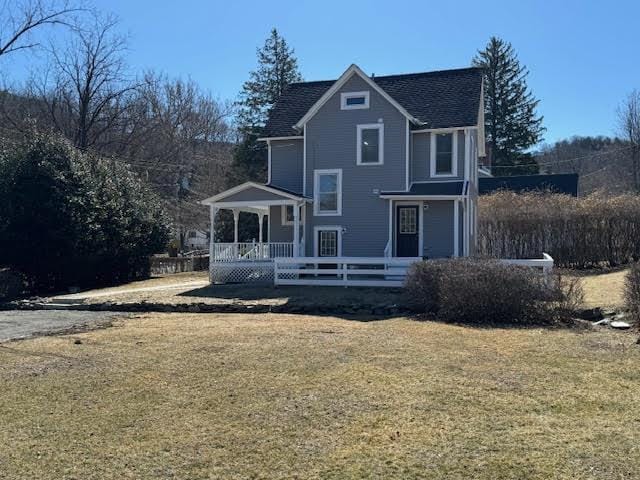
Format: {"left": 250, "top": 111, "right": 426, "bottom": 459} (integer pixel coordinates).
{"left": 202, "top": 64, "right": 485, "bottom": 283}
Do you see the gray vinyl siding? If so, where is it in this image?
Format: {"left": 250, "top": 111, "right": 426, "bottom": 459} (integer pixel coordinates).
{"left": 222, "top": 187, "right": 285, "bottom": 203}
{"left": 304, "top": 73, "right": 407, "bottom": 257}
{"left": 410, "top": 131, "right": 465, "bottom": 182}
{"left": 268, "top": 205, "right": 292, "bottom": 242}
{"left": 270, "top": 139, "right": 303, "bottom": 193}
{"left": 423, "top": 201, "right": 455, "bottom": 258}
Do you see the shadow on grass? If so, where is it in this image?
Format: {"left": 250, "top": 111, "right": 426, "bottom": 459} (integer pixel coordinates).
{"left": 177, "top": 284, "right": 408, "bottom": 321}
{"left": 177, "top": 285, "right": 593, "bottom": 329}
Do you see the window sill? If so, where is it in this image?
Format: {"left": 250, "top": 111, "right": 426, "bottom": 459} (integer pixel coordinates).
{"left": 314, "top": 211, "right": 342, "bottom": 217}
{"left": 431, "top": 173, "right": 458, "bottom": 178}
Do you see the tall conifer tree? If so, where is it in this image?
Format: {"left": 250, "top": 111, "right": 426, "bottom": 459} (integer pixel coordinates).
{"left": 473, "top": 37, "right": 545, "bottom": 175}
{"left": 233, "top": 29, "right": 302, "bottom": 182}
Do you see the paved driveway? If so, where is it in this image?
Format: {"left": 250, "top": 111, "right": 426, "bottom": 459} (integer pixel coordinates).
{"left": 0, "top": 310, "right": 124, "bottom": 342}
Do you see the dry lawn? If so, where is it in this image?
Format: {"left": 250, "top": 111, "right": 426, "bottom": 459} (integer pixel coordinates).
{"left": 566, "top": 268, "right": 629, "bottom": 308}
{"left": 1, "top": 313, "right": 639, "bottom": 479}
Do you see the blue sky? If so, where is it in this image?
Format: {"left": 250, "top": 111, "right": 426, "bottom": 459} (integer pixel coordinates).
{"left": 8, "top": 0, "right": 640, "bottom": 144}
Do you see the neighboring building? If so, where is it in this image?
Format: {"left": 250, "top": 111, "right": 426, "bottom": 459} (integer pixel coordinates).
{"left": 184, "top": 230, "right": 209, "bottom": 250}
{"left": 202, "top": 64, "right": 485, "bottom": 283}
{"left": 479, "top": 173, "right": 579, "bottom": 197}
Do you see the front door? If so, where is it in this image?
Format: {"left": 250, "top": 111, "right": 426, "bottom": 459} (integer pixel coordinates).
{"left": 396, "top": 205, "right": 419, "bottom": 257}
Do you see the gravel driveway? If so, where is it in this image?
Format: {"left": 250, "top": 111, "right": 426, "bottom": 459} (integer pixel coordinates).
{"left": 0, "top": 310, "right": 125, "bottom": 342}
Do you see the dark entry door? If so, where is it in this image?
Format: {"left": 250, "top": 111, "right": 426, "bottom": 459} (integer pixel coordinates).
{"left": 396, "top": 205, "right": 419, "bottom": 257}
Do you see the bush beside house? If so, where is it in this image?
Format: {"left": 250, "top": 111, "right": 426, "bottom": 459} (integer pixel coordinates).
{"left": 405, "top": 258, "right": 582, "bottom": 325}
{"left": 625, "top": 263, "right": 640, "bottom": 324}
{"left": 0, "top": 133, "right": 170, "bottom": 293}
{"left": 479, "top": 191, "right": 640, "bottom": 268}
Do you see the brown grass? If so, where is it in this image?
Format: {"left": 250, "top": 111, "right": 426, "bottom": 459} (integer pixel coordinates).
{"left": 1, "top": 313, "right": 639, "bottom": 479}
{"left": 566, "top": 268, "right": 628, "bottom": 308}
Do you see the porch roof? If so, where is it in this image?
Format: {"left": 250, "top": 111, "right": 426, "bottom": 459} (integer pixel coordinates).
{"left": 380, "top": 181, "right": 468, "bottom": 199}
{"left": 200, "top": 182, "right": 310, "bottom": 211}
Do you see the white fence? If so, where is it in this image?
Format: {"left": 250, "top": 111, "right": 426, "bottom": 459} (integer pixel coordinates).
{"left": 212, "top": 242, "right": 293, "bottom": 262}
{"left": 273, "top": 254, "right": 554, "bottom": 288}
{"left": 274, "top": 257, "right": 422, "bottom": 287}
{"left": 500, "top": 253, "right": 554, "bottom": 275}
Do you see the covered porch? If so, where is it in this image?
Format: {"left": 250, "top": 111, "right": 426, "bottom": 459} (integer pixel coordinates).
{"left": 201, "top": 182, "right": 309, "bottom": 283}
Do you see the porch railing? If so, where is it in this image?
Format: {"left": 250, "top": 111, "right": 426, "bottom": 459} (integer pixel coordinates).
{"left": 212, "top": 242, "right": 294, "bottom": 262}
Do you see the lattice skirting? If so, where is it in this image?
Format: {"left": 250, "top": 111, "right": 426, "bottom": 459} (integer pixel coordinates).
{"left": 210, "top": 262, "right": 275, "bottom": 284}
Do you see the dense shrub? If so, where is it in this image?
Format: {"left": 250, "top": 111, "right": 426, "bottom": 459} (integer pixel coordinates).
{"left": 0, "top": 269, "right": 27, "bottom": 301}
{"left": 624, "top": 263, "right": 640, "bottom": 323}
{"left": 405, "top": 258, "right": 582, "bottom": 325}
{"left": 478, "top": 191, "right": 640, "bottom": 268}
{"left": 0, "top": 133, "right": 170, "bottom": 292}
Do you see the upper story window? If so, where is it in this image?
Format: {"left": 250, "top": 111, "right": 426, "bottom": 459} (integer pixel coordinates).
{"left": 356, "top": 123, "right": 384, "bottom": 165}
{"left": 341, "top": 91, "right": 370, "bottom": 110}
{"left": 313, "top": 169, "right": 342, "bottom": 216}
{"left": 430, "top": 131, "right": 458, "bottom": 177}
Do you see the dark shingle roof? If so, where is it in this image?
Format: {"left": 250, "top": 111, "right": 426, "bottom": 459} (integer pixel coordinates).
{"left": 263, "top": 67, "right": 483, "bottom": 137}
{"left": 381, "top": 181, "right": 466, "bottom": 197}
{"left": 479, "top": 174, "right": 579, "bottom": 197}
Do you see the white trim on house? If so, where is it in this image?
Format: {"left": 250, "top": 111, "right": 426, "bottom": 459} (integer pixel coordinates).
{"left": 453, "top": 200, "right": 459, "bottom": 257}
{"left": 303, "top": 127, "right": 307, "bottom": 196}
{"left": 256, "top": 135, "right": 304, "bottom": 141}
{"left": 313, "top": 225, "right": 343, "bottom": 257}
{"left": 340, "top": 91, "right": 370, "bottom": 110}
{"left": 356, "top": 123, "right": 384, "bottom": 165}
{"left": 405, "top": 118, "right": 410, "bottom": 190}
{"left": 267, "top": 140, "right": 272, "bottom": 184}
{"left": 313, "top": 168, "right": 343, "bottom": 216}
{"left": 430, "top": 130, "right": 459, "bottom": 178}
{"left": 281, "top": 204, "right": 293, "bottom": 226}
{"left": 200, "top": 182, "right": 306, "bottom": 205}
{"left": 293, "top": 64, "right": 422, "bottom": 131}
{"left": 478, "top": 81, "right": 486, "bottom": 157}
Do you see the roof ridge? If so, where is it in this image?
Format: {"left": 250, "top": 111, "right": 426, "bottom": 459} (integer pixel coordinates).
{"left": 288, "top": 66, "right": 483, "bottom": 87}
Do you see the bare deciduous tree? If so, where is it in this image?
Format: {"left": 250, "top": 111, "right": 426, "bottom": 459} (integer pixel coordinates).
{"left": 0, "top": 0, "right": 80, "bottom": 58}
{"left": 617, "top": 89, "right": 640, "bottom": 192}
{"left": 31, "top": 13, "right": 134, "bottom": 150}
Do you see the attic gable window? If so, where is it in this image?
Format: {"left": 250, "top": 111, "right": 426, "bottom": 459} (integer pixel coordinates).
{"left": 340, "top": 91, "right": 370, "bottom": 110}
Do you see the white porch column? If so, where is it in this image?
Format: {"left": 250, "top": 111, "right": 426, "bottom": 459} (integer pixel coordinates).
{"left": 232, "top": 209, "right": 239, "bottom": 243}
{"left": 210, "top": 206, "right": 218, "bottom": 265}
{"left": 292, "top": 202, "right": 300, "bottom": 257}
{"left": 258, "top": 212, "right": 264, "bottom": 244}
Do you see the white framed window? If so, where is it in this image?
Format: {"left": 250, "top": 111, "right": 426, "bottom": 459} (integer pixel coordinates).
{"left": 340, "top": 91, "right": 370, "bottom": 110}
{"left": 356, "top": 123, "right": 384, "bottom": 165}
{"left": 313, "top": 169, "right": 342, "bottom": 216}
{"left": 430, "top": 130, "right": 458, "bottom": 177}
{"left": 281, "top": 205, "right": 294, "bottom": 225}
{"left": 313, "top": 226, "right": 343, "bottom": 257}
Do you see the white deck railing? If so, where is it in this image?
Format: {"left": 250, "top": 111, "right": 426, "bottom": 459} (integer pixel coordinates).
{"left": 274, "top": 257, "right": 422, "bottom": 287}
{"left": 274, "top": 254, "right": 554, "bottom": 288}
{"left": 212, "top": 242, "right": 293, "bottom": 262}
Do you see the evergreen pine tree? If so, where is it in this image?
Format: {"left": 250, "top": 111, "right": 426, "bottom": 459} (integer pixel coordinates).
{"left": 232, "top": 29, "right": 302, "bottom": 183}
{"left": 473, "top": 37, "right": 545, "bottom": 175}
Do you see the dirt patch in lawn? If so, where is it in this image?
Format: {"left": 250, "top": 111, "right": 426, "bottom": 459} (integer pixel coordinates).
{"left": 0, "top": 313, "right": 639, "bottom": 479}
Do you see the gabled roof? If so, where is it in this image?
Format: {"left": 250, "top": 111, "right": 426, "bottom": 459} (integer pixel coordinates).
{"left": 293, "top": 64, "right": 422, "bottom": 130}
{"left": 478, "top": 174, "right": 579, "bottom": 197}
{"left": 200, "top": 181, "right": 308, "bottom": 205}
{"left": 263, "top": 65, "right": 484, "bottom": 138}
